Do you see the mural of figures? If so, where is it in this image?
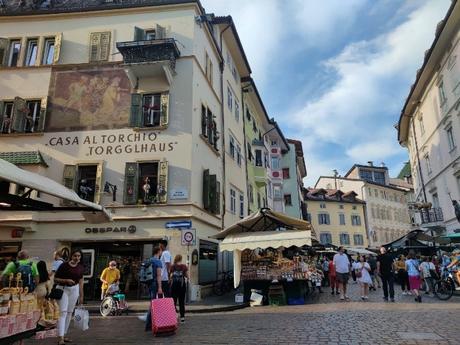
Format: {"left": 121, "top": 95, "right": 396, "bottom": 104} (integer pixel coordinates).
{"left": 47, "top": 66, "right": 131, "bottom": 131}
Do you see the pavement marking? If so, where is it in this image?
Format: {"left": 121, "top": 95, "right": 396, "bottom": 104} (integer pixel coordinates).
{"left": 396, "top": 332, "right": 443, "bottom": 340}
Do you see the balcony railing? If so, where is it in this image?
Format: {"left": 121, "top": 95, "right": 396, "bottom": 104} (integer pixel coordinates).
{"left": 253, "top": 166, "right": 267, "bottom": 187}
{"left": 116, "top": 38, "right": 180, "bottom": 67}
{"left": 418, "top": 207, "right": 444, "bottom": 224}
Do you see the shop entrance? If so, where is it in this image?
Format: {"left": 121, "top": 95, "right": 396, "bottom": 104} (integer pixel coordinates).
{"left": 74, "top": 240, "right": 160, "bottom": 301}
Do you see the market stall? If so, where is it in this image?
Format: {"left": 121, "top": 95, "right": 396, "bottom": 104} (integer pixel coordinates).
{"left": 212, "top": 208, "right": 317, "bottom": 305}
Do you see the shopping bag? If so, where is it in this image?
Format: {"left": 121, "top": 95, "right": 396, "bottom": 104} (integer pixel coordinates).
{"left": 74, "top": 307, "right": 89, "bottom": 331}
{"left": 151, "top": 296, "right": 177, "bottom": 336}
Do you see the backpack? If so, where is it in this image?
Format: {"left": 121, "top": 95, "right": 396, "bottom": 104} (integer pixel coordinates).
{"left": 138, "top": 260, "right": 154, "bottom": 284}
{"left": 15, "top": 261, "right": 35, "bottom": 292}
{"left": 171, "top": 266, "right": 185, "bottom": 287}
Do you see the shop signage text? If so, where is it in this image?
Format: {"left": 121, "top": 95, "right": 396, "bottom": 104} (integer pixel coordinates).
{"left": 85, "top": 225, "right": 136, "bottom": 234}
{"left": 47, "top": 132, "right": 178, "bottom": 156}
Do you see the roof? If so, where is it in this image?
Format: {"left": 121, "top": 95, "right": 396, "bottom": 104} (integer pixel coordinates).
{"left": 0, "top": 0, "right": 201, "bottom": 16}
{"left": 287, "top": 138, "right": 307, "bottom": 177}
{"left": 344, "top": 164, "right": 388, "bottom": 178}
{"left": 304, "top": 188, "right": 365, "bottom": 204}
{"left": 397, "top": 162, "right": 411, "bottom": 179}
{"left": 397, "top": 0, "right": 459, "bottom": 144}
{"left": 315, "top": 175, "right": 408, "bottom": 193}
{"left": 0, "top": 151, "right": 48, "bottom": 167}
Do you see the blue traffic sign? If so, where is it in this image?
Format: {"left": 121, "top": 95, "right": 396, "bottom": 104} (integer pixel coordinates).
{"left": 165, "top": 220, "right": 192, "bottom": 229}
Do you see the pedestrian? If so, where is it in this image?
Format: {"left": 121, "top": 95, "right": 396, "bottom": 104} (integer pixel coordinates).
{"left": 322, "top": 258, "right": 330, "bottom": 287}
{"left": 0, "top": 250, "right": 39, "bottom": 292}
{"left": 419, "top": 256, "right": 435, "bottom": 297}
{"left": 377, "top": 246, "right": 395, "bottom": 302}
{"left": 54, "top": 249, "right": 84, "bottom": 345}
{"left": 160, "top": 239, "right": 172, "bottom": 297}
{"left": 356, "top": 256, "right": 372, "bottom": 300}
{"left": 395, "top": 255, "right": 410, "bottom": 295}
{"left": 328, "top": 258, "right": 338, "bottom": 295}
{"left": 51, "top": 249, "right": 65, "bottom": 274}
{"left": 145, "top": 246, "right": 163, "bottom": 332}
{"left": 100, "top": 260, "right": 120, "bottom": 300}
{"left": 367, "top": 255, "right": 380, "bottom": 290}
{"left": 333, "top": 246, "right": 351, "bottom": 301}
{"left": 170, "top": 254, "right": 189, "bottom": 323}
{"left": 406, "top": 251, "right": 422, "bottom": 302}
{"left": 34, "top": 261, "right": 53, "bottom": 302}
{"left": 351, "top": 256, "right": 359, "bottom": 284}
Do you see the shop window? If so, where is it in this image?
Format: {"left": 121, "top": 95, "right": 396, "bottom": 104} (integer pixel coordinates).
{"left": 284, "top": 194, "right": 292, "bottom": 206}
{"left": 62, "top": 164, "right": 103, "bottom": 204}
{"left": 282, "top": 168, "right": 290, "bottom": 179}
{"left": 353, "top": 234, "right": 364, "bottom": 246}
{"left": 318, "top": 213, "right": 330, "bottom": 225}
{"left": 200, "top": 105, "right": 219, "bottom": 151}
{"left": 1, "top": 97, "right": 47, "bottom": 134}
{"left": 199, "top": 240, "right": 218, "bottom": 284}
{"left": 89, "top": 31, "right": 111, "bottom": 62}
{"left": 340, "top": 233, "right": 350, "bottom": 245}
{"left": 320, "top": 232, "right": 332, "bottom": 245}
{"left": 255, "top": 149, "right": 262, "bottom": 167}
{"left": 202, "top": 169, "right": 220, "bottom": 214}
{"left": 25, "top": 39, "right": 38, "bottom": 66}
{"left": 123, "top": 161, "right": 168, "bottom": 205}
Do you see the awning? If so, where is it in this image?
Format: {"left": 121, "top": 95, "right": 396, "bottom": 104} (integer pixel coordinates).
{"left": 0, "top": 158, "right": 111, "bottom": 223}
{"left": 439, "top": 233, "right": 460, "bottom": 243}
{"left": 220, "top": 230, "right": 312, "bottom": 252}
{"left": 345, "top": 247, "right": 377, "bottom": 256}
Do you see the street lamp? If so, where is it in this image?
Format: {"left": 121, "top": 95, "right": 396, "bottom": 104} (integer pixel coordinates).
{"left": 104, "top": 182, "right": 117, "bottom": 202}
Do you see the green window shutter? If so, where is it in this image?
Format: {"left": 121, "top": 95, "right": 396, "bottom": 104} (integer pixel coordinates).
{"left": 100, "top": 32, "right": 111, "bottom": 61}
{"left": 203, "top": 169, "right": 210, "bottom": 210}
{"left": 0, "top": 101, "right": 4, "bottom": 131}
{"left": 155, "top": 24, "right": 166, "bottom": 39}
{"left": 158, "top": 160, "right": 168, "bottom": 203}
{"left": 37, "top": 97, "right": 47, "bottom": 132}
{"left": 89, "top": 32, "right": 101, "bottom": 62}
{"left": 123, "top": 163, "right": 139, "bottom": 205}
{"left": 160, "top": 93, "right": 169, "bottom": 127}
{"left": 0, "top": 38, "right": 8, "bottom": 66}
{"left": 215, "top": 180, "right": 221, "bottom": 215}
{"left": 130, "top": 94, "right": 142, "bottom": 127}
{"left": 12, "top": 97, "right": 27, "bottom": 133}
{"left": 62, "top": 165, "right": 77, "bottom": 206}
{"left": 134, "top": 27, "right": 145, "bottom": 41}
{"left": 209, "top": 174, "right": 217, "bottom": 214}
{"left": 201, "top": 105, "right": 207, "bottom": 137}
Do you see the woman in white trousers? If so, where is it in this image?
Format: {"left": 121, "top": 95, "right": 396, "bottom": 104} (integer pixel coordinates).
{"left": 54, "top": 249, "right": 84, "bottom": 345}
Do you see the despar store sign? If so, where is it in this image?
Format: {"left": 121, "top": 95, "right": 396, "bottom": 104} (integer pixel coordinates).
{"left": 85, "top": 225, "right": 136, "bottom": 234}
{"left": 47, "top": 132, "right": 178, "bottom": 156}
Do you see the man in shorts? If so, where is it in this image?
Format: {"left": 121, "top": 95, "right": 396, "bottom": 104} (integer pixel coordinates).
{"left": 333, "top": 246, "right": 351, "bottom": 301}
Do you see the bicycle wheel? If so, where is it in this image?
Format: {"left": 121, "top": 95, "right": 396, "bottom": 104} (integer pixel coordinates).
{"left": 100, "top": 297, "right": 115, "bottom": 317}
{"left": 434, "top": 280, "right": 454, "bottom": 300}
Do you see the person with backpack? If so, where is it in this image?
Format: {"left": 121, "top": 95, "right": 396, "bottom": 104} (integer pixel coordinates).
{"left": 144, "top": 246, "right": 163, "bottom": 332}
{"left": 0, "top": 250, "right": 38, "bottom": 292}
{"left": 170, "top": 254, "right": 189, "bottom": 323}
{"left": 406, "top": 251, "right": 422, "bottom": 303}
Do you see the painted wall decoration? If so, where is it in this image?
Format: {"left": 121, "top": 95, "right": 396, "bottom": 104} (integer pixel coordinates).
{"left": 47, "top": 65, "right": 131, "bottom": 131}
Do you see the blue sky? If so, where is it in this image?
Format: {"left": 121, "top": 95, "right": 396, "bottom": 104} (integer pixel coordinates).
{"left": 201, "top": 0, "right": 451, "bottom": 186}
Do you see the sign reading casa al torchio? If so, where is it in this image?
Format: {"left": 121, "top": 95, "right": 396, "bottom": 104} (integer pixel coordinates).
{"left": 46, "top": 132, "right": 178, "bottom": 156}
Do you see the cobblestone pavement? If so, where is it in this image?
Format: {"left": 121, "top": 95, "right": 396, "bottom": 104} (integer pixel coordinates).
{"left": 26, "top": 284, "right": 460, "bottom": 345}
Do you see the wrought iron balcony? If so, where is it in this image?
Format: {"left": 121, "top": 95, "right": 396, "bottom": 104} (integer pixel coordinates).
{"left": 116, "top": 38, "right": 180, "bottom": 68}
{"left": 418, "top": 207, "right": 444, "bottom": 224}
{"left": 252, "top": 139, "right": 265, "bottom": 147}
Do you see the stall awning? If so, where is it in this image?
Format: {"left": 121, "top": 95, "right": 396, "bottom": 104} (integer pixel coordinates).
{"left": 220, "top": 230, "right": 312, "bottom": 252}
{"left": 0, "top": 158, "right": 111, "bottom": 223}
{"left": 345, "top": 247, "right": 377, "bottom": 256}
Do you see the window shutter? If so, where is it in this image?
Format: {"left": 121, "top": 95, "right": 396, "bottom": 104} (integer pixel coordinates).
{"left": 12, "top": 97, "right": 27, "bottom": 133}
{"left": 158, "top": 160, "right": 168, "bottom": 203}
{"left": 123, "top": 162, "right": 139, "bottom": 205}
{"left": 160, "top": 93, "right": 169, "bottom": 127}
{"left": 53, "top": 33, "right": 62, "bottom": 64}
{"left": 155, "top": 24, "right": 166, "bottom": 39}
{"left": 100, "top": 32, "right": 111, "bottom": 61}
{"left": 37, "top": 97, "right": 47, "bottom": 132}
{"left": 0, "top": 38, "right": 8, "bottom": 66}
{"left": 89, "top": 32, "right": 100, "bottom": 62}
{"left": 134, "top": 26, "right": 146, "bottom": 41}
{"left": 203, "top": 169, "right": 210, "bottom": 210}
{"left": 209, "top": 174, "right": 217, "bottom": 214}
{"left": 94, "top": 163, "right": 103, "bottom": 204}
{"left": 130, "top": 93, "right": 142, "bottom": 127}
{"left": 201, "top": 105, "right": 207, "bottom": 137}
{"left": 0, "top": 101, "right": 4, "bottom": 131}
{"left": 62, "top": 165, "right": 77, "bottom": 206}
{"left": 215, "top": 180, "right": 220, "bottom": 215}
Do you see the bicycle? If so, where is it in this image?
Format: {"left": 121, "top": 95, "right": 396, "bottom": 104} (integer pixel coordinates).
{"left": 433, "top": 267, "right": 459, "bottom": 301}
{"left": 100, "top": 283, "right": 129, "bottom": 317}
{"left": 213, "top": 271, "right": 234, "bottom": 296}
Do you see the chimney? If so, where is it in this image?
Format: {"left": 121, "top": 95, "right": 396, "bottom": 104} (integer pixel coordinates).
{"left": 367, "top": 161, "right": 373, "bottom": 167}
{"left": 381, "top": 162, "right": 386, "bottom": 167}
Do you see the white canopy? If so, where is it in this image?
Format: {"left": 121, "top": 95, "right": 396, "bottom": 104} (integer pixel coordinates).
{"left": 345, "top": 247, "right": 377, "bottom": 256}
{"left": 0, "top": 158, "right": 111, "bottom": 223}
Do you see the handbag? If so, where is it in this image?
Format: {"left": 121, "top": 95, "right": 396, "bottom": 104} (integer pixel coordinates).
{"left": 47, "top": 285, "right": 64, "bottom": 300}
{"left": 355, "top": 264, "right": 363, "bottom": 279}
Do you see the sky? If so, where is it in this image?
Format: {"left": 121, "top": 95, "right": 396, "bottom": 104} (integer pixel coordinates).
{"left": 200, "top": 0, "right": 451, "bottom": 187}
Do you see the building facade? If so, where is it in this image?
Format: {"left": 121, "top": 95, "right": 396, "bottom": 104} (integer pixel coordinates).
{"left": 397, "top": 1, "right": 460, "bottom": 234}
{"left": 304, "top": 188, "right": 368, "bottom": 248}
{"left": 316, "top": 163, "right": 412, "bottom": 248}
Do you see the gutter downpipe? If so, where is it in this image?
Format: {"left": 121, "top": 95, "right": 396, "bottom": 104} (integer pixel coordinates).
{"left": 241, "top": 82, "right": 251, "bottom": 216}
{"left": 411, "top": 117, "right": 428, "bottom": 203}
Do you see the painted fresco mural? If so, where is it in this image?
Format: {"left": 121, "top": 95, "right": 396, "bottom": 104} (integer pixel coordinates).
{"left": 47, "top": 65, "right": 131, "bottom": 131}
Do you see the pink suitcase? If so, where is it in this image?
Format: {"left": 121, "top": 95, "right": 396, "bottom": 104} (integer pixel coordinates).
{"left": 151, "top": 297, "right": 178, "bottom": 336}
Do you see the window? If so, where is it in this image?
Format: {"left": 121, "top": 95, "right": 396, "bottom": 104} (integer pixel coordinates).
{"left": 229, "top": 135, "right": 235, "bottom": 159}
{"left": 320, "top": 233, "right": 332, "bottom": 245}
{"left": 42, "top": 38, "right": 55, "bottom": 65}
{"left": 380, "top": 191, "right": 385, "bottom": 199}
{"left": 236, "top": 145, "right": 242, "bottom": 166}
{"left": 425, "top": 154, "right": 432, "bottom": 174}
{"left": 368, "top": 188, "right": 372, "bottom": 196}
{"left": 227, "top": 87, "right": 233, "bottom": 111}
{"left": 447, "top": 127, "right": 456, "bottom": 151}
{"left": 282, "top": 168, "right": 290, "bottom": 179}
{"left": 142, "top": 94, "right": 161, "bottom": 127}
{"left": 432, "top": 193, "right": 440, "bottom": 209}
{"left": 374, "top": 171, "right": 385, "bottom": 185}
{"left": 320, "top": 203, "right": 326, "bottom": 209}
{"left": 0, "top": 102, "right": 14, "bottom": 134}
{"left": 8, "top": 40, "right": 21, "bottom": 67}
{"left": 239, "top": 194, "right": 244, "bottom": 218}
{"left": 339, "top": 214, "right": 345, "bottom": 225}
{"left": 353, "top": 234, "right": 364, "bottom": 246}
{"left": 339, "top": 204, "right": 344, "bottom": 209}
{"left": 202, "top": 169, "right": 220, "bottom": 214}
{"left": 359, "top": 169, "right": 373, "bottom": 181}
{"left": 419, "top": 115, "right": 425, "bottom": 136}
{"left": 351, "top": 215, "right": 361, "bottom": 226}
{"left": 264, "top": 152, "right": 269, "bottom": 168}
{"left": 62, "top": 164, "right": 103, "bottom": 204}
{"left": 131, "top": 93, "right": 169, "bottom": 129}
{"left": 25, "top": 39, "right": 38, "bottom": 66}
{"left": 340, "top": 233, "right": 350, "bottom": 245}
{"left": 145, "top": 30, "right": 156, "bottom": 40}
{"left": 371, "top": 207, "right": 376, "bottom": 218}
{"left": 439, "top": 81, "right": 447, "bottom": 104}
{"left": 246, "top": 109, "right": 251, "bottom": 122}
{"left": 89, "top": 31, "right": 111, "bottom": 62}
{"left": 271, "top": 157, "right": 279, "bottom": 170}
{"left": 267, "top": 181, "right": 272, "bottom": 198}
{"left": 205, "top": 52, "right": 213, "bottom": 86}
{"left": 234, "top": 101, "right": 239, "bottom": 122}
{"left": 255, "top": 149, "right": 263, "bottom": 167}
{"left": 352, "top": 205, "right": 357, "bottom": 210}
{"left": 247, "top": 143, "right": 252, "bottom": 162}
{"left": 230, "top": 188, "right": 236, "bottom": 214}
{"left": 374, "top": 189, "right": 378, "bottom": 197}
{"left": 249, "top": 184, "right": 254, "bottom": 204}
{"left": 318, "top": 213, "right": 330, "bottom": 225}
{"left": 284, "top": 194, "right": 292, "bottom": 206}
{"left": 199, "top": 105, "right": 218, "bottom": 151}
{"left": 1, "top": 98, "right": 47, "bottom": 134}
{"left": 273, "top": 186, "right": 282, "bottom": 199}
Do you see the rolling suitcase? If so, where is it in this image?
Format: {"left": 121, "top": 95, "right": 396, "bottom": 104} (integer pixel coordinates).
{"left": 151, "top": 295, "right": 178, "bottom": 336}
